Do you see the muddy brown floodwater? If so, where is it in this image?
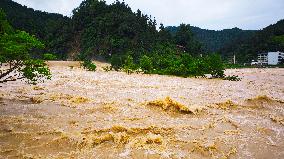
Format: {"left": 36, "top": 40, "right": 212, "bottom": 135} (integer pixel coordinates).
{"left": 0, "top": 61, "right": 284, "bottom": 159}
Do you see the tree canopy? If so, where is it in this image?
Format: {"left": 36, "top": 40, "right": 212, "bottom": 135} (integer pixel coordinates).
{"left": 221, "top": 19, "right": 284, "bottom": 62}
{"left": 1, "top": 0, "right": 283, "bottom": 64}
{"left": 0, "top": 9, "right": 51, "bottom": 84}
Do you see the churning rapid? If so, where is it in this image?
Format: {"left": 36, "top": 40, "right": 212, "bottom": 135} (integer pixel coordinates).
{"left": 0, "top": 61, "right": 284, "bottom": 158}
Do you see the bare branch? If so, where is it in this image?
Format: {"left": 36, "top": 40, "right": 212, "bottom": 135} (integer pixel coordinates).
{"left": 0, "top": 76, "right": 25, "bottom": 83}
{"left": 0, "top": 64, "right": 21, "bottom": 80}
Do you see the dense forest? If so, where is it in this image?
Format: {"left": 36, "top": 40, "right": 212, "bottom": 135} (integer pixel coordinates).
{"left": 0, "top": 0, "right": 284, "bottom": 64}
{"left": 0, "top": 0, "right": 72, "bottom": 59}
{"left": 166, "top": 26, "right": 256, "bottom": 53}
{"left": 0, "top": 0, "right": 203, "bottom": 60}
{"left": 221, "top": 20, "right": 284, "bottom": 62}
{"left": 167, "top": 20, "right": 284, "bottom": 63}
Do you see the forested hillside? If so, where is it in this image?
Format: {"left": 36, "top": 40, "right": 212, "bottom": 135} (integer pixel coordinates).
{"left": 166, "top": 26, "right": 256, "bottom": 53}
{"left": 0, "top": 0, "right": 72, "bottom": 59}
{"left": 167, "top": 20, "right": 284, "bottom": 63}
{"left": 71, "top": 0, "right": 161, "bottom": 59}
{"left": 221, "top": 19, "right": 284, "bottom": 62}
{"left": 0, "top": 0, "right": 202, "bottom": 61}
{"left": 1, "top": 0, "right": 283, "bottom": 64}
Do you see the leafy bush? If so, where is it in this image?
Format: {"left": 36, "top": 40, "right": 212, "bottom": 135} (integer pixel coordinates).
{"left": 21, "top": 59, "right": 51, "bottom": 84}
{"left": 122, "top": 55, "right": 137, "bottom": 74}
{"left": 151, "top": 53, "right": 225, "bottom": 78}
{"left": 102, "top": 66, "right": 112, "bottom": 72}
{"left": 139, "top": 55, "right": 153, "bottom": 74}
{"left": 187, "top": 58, "right": 207, "bottom": 77}
{"left": 110, "top": 54, "right": 124, "bottom": 71}
{"left": 0, "top": 10, "right": 51, "bottom": 84}
{"left": 205, "top": 54, "right": 225, "bottom": 78}
{"left": 109, "top": 45, "right": 226, "bottom": 78}
{"left": 81, "top": 60, "right": 96, "bottom": 71}
{"left": 43, "top": 53, "right": 57, "bottom": 60}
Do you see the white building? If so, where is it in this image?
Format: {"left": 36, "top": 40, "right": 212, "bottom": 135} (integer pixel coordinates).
{"left": 257, "top": 51, "right": 284, "bottom": 65}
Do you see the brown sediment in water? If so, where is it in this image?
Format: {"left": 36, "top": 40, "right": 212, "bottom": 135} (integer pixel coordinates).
{"left": 0, "top": 62, "right": 284, "bottom": 158}
{"left": 185, "top": 138, "right": 238, "bottom": 159}
{"left": 29, "top": 93, "right": 91, "bottom": 106}
{"left": 32, "top": 86, "right": 45, "bottom": 91}
{"left": 50, "top": 93, "right": 90, "bottom": 104}
{"left": 55, "top": 125, "right": 175, "bottom": 155}
{"left": 270, "top": 114, "right": 284, "bottom": 126}
{"left": 146, "top": 96, "right": 203, "bottom": 114}
{"left": 244, "top": 95, "right": 284, "bottom": 108}
{"left": 210, "top": 100, "right": 239, "bottom": 110}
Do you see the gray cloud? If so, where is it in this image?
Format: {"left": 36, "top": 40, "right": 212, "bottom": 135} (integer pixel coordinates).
{"left": 13, "top": 0, "right": 284, "bottom": 30}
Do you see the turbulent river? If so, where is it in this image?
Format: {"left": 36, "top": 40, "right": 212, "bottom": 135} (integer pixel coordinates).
{"left": 0, "top": 61, "right": 283, "bottom": 158}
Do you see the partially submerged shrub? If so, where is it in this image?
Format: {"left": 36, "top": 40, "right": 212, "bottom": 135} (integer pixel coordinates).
{"left": 102, "top": 66, "right": 112, "bottom": 72}
{"left": 110, "top": 51, "right": 226, "bottom": 78}
{"left": 122, "top": 55, "right": 137, "bottom": 74}
{"left": 81, "top": 60, "right": 97, "bottom": 71}
{"left": 21, "top": 59, "right": 51, "bottom": 84}
{"left": 205, "top": 54, "right": 225, "bottom": 78}
{"left": 223, "top": 75, "right": 241, "bottom": 81}
{"left": 139, "top": 55, "right": 153, "bottom": 74}
{"left": 107, "top": 42, "right": 227, "bottom": 79}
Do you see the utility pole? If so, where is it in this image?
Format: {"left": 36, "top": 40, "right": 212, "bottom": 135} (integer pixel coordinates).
{"left": 233, "top": 54, "right": 236, "bottom": 64}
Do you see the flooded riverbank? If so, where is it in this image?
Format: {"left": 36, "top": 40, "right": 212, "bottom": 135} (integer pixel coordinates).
{"left": 1, "top": 61, "right": 283, "bottom": 158}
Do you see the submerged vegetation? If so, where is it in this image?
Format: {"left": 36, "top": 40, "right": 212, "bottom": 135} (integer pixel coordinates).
{"left": 223, "top": 75, "right": 241, "bottom": 81}
{"left": 112, "top": 52, "right": 225, "bottom": 78}
{"left": 81, "top": 60, "right": 97, "bottom": 71}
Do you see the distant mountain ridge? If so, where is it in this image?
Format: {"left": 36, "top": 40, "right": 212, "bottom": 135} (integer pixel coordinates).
{"left": 1, "top": 0, "right": 283, "bottom": 63}
{"left": 166, "top": 19, "right": 284, "bottom": 63}
{"left": 166, "top": 26, "right": 257, "bottom": 53}
{"left": 221, "top": 19, "right": 284, "bottom": 62}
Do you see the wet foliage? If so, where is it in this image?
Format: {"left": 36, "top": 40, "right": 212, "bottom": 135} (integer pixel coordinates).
{"left": 81, "top": 60, "right": 97, "bottom": 71}
{"left": 0, "top": 10, "right": 51, "bottom": 84}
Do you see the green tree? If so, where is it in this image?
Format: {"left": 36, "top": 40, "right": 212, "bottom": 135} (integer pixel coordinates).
{"left": 158, "top": 23, "right": 173, "bottom": 44}
{"left": 122, "top": 55, "right": 137, "bottom": 74}
{"left": 139, "top": 55, "right": 153, "bottom": 73}
{"left": 204, "top": 54, "right": 224, "bottom": 78}
{"left": 0, "top": 10, "right": 51, "bottom": 84}
{"left": 81, "top": 60, "right": 97, "bottom": 71}
{"left": 174, "top": 24, "right": 202, "bottom": 55}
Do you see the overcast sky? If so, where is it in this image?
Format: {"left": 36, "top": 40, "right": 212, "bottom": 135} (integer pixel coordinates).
{"left": 13, "top": 0, "right": 284, "bottom": 30}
